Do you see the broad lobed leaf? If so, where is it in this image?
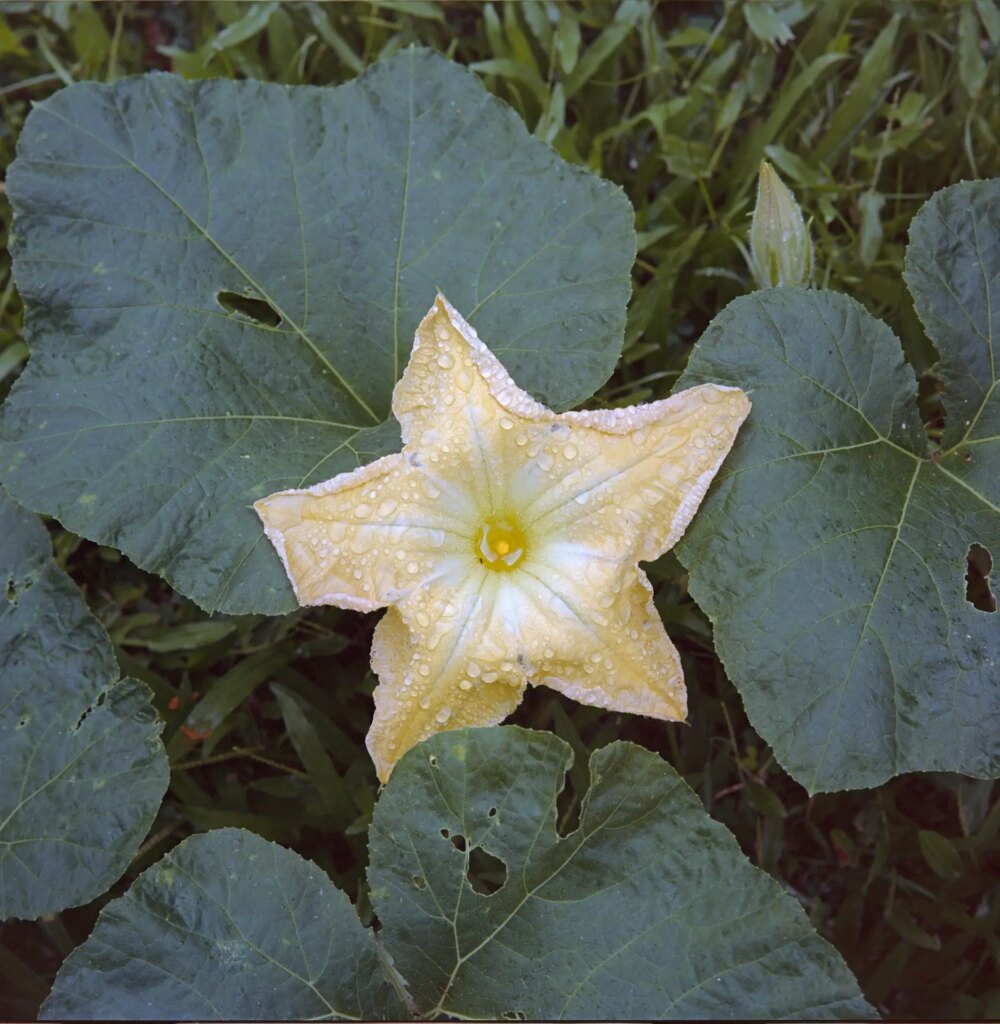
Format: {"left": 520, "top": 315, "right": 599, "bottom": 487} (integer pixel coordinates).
{"left": 41, "top": 728, "right": 871, "bottom": 1020}
{"left": 0, "top": 49, "right": 634, "bottom": 616}
{"left": 0, "top": 487, "right": 168, "bottom": 922}
{"left": 41, "top": 827, "right": 402, "bottom": 1020}
{"left": 678, "top": 179, "right": 999, "bottom": 792}
{"left": 368, "top": 728, "right": 872, "bottom": 1020}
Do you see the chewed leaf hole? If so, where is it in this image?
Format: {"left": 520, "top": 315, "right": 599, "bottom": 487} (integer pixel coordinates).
{"left": 411, "top": 874, "right": 427, "bottom": 890}
{"left": 450, "top": 832, "right": 467, "bottom": 853}
{"left": 216, "top": 290, "right": 282, "bottom": 327}
{"left": 72, "top": 689, "right": 107, "bottom": 732}
{"left": 467, "top": 846, "right": 507, "bottom": 895}
{"left": 965, "top": 543, "right": 996, "bottom": 613}
{"left": 501, "top": 1011, "right": 526, "bottom": 1021}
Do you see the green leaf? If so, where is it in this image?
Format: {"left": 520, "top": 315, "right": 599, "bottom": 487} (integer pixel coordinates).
{"left": 904, "top": 179, "right": 999, "bottom": 451}
{"left": 0, "top": 488, "right": 167, "bottom": 921}
{"left": 368, "top": 727, "right": 872, "bottom": 1020}
{"left": 677, "top": 180, "right": 999, "bottom": 792}
{"left": 917, "top": 829, "right": 962, "bottom": 880}
{"left": 1, "top": 49, "right": 634, "bottom": 616}
{"left": 858, "top": 189, "right": 885, "bottom": 268}
{"left": 959, "top": 1, "right": 988, "bottom": 99}
{"left": 812, "top": 16, "right": 901, "bottom": 165}
{"left": 41, "top": 828, "right": 403, "bottom": 1020}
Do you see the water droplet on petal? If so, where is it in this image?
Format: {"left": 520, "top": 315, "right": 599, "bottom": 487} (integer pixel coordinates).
{"left": 563, "top": 443, "right": 578, "bottom": 460}
{"left": 377, "top": 498, "right": 398, "bottom": 516}
{"left": 458, "top": 679, "right": 472, "bottom": 691}
{"left": 437, "top": 352, "right": 454, "bottom": 369}
{"left": 435, "top": 707, "right": 452, "bottom": 724}
{"left": 500, "top": 416, "right": 514, "bottom": 430}
{"left": 355, "top": 503, "right": 372, "bottom": 518}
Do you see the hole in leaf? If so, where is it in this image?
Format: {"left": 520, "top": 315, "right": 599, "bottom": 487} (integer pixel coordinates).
{"left": 428, "top": 755, "right": 438, "bottom": 768}
{"left": 488, "top": 806, "right": 498, "bottom": 818}
{"left": 5, "top": 576, "right": 16, "bottom": 604}
{"left": 72, "top": 690, "right": 107, "bottom": 732}
{"left": 450, "top": 832, "right": 467, "bottom": 853}
{"left": 966, "top": 543, "right": 996, "bottom": 613}
{"left": 440, "top": 827, "right": 449, "bottom": 840}
{"left": 466, "top": 846, "right": 507, "bottom": 895}
{"left": 555, "top": 768, "right": 585, "bottom": 838}
{"left": 411, "top": 874, "right": 427, "bottom": 890}
{"left": 501, "top": 1011, "right": 526, "bottom": 1021}
{"left": 216, "top": 290, "right": 281, "bottom": 327}
{"left": 917, "top": 370, "right": 946, "bottom": 441}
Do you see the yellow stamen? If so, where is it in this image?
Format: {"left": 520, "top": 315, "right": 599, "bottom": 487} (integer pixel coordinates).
{"left": 474, "top": 518, "right": 526, "bottom": 571}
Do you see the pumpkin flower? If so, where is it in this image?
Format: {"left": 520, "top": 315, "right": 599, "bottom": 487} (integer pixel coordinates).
{"left": 255, "top": 296, "right": 750, "bottom": 781}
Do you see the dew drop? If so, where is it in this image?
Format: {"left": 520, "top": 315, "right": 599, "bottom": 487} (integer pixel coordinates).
{"left": 435, "top": 325, "right": 451, "bottom": 342}
{"left": 435, "top": 707, "right": 452, "bottom": 724}
{"left": 458, "top": 679, "right": 472, "bottom": 691}
{"left": 406, "top": 561, "right": 420, "bottom": 574}
{"left": 377, "top": 498, "right": 398, "bottom": 516}
{"left": 563, "top": 443, "right": 578, "bottom": 460}
{"left": 416, "top": 611, "right": 431, "bottom": 628}
{"left": 437, "top": 352, "right": 455, "bottom": 369}
{"left": 500, "top": 416, "right": 514, "bottom": 430}
{"left": 355, "top": 503, "right": 372, "bottom": 518}
{"left": 419, "top": 697, "right": 431, "bottom": 710}
{"left": 467, "top": 661, "right": 481, "bottom": 678}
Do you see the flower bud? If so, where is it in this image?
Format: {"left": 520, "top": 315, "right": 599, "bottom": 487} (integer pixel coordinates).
{"left": 749, "top": 160, "right": 812, "bottom": 288}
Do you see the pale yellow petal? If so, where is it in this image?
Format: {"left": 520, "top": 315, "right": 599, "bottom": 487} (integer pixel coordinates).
{"left": 513, "top": 553, "right": 685, "bottom": 719}
{"left": 367, "top": 576, "right": 526, "bottom": 782}
{"left": 523, "top": 384, "right": 751, "bottom": 562}
{"left": 392, "top": 295, "right": 549, "bottom": 451}
{"left": 254, "top": 453, "right": 472, "bottom": 610}
{"left": 389, "top": 296, "right": 556, "bottom": 519}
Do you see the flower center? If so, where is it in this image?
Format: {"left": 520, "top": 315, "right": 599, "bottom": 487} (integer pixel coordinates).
{"left": 474, "top": 517, "right": 527, "bottom": 572}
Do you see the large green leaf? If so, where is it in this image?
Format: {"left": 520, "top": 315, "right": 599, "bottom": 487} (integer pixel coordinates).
{"left": 677, "top": 180, "right": 999, "bottom": 792}
{"left": 0, "top": 49, "right": 634, "bottom": 616}
{"left": 42, "top": 730, "right": 870, "bottom": 1020}
{"left": 0, "top": 488, "right": 167, "bottom": 922}
{"left": 41, "top": 828, "right": 403, "bottom": 1020}
{"left": 368, "top": 727, "right": 872, "bottom": 1020}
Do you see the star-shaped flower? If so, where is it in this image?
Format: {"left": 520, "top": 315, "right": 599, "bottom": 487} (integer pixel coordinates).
{"left": 256, "top": 296, "right": 750, "bottom": 781}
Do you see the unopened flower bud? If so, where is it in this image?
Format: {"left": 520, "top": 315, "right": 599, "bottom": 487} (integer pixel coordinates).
{"left": 749, "top": 161, "right": 812, "bottom": 289}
